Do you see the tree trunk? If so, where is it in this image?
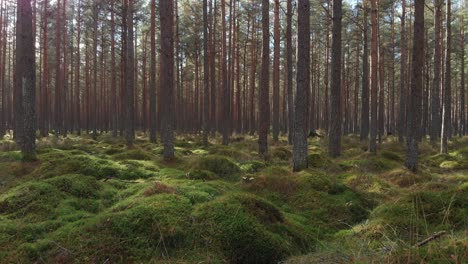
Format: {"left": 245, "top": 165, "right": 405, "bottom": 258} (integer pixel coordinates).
{"left": 405, "top": 0, "right": 424, "bottom": 172}
{"left": 15, "top": 0, "right": 36, "bottom": 160}
{"left": 431, "top": 0, "right": 442, "bottom": 142}
{"left": 441, "top": 0, "right": 451, "bottom": 154}
{"left": 398, "top": 0, "right": 407, "bottom": 143}
{"left": 329, "top": 0, "right": 342, "bottom": 157}
{"left": 221, "top": 0, "right": 229, "bottom": 144}
{"left": 258, "top": 0, "right": 270, "bottom": 156}
{"left": 125, "top": 0, "right": 135, "bottom": 145}
{"left": 369, "top": 0, "right": 378, "bottom": 154}
{"left": 286, "top": 0, "right": 293, "bottom": 144}
{"left": 160, "top": 0, "right": 175, "bottom": 160}
{"left": 293, "top": 0, "right": 310, "bottom": 171}
{"left": 360, "top": 0, "right": 369, "bottom": 141}
{"left": 272, "top": 0, "right": 280, "bottom": 142}
{"left": 202, "top": 0, "right": 209, "bottom": 145}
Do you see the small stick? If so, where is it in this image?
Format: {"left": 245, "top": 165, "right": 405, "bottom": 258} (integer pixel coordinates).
{"left": 414, "top": 231, "right": 446, "bottom": 248}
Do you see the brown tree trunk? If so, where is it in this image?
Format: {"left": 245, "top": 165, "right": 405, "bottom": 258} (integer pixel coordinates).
{"left": 360, "top": 0, "right": 369, "bottom": 141}
{"left": 258, "top": 0, "right": 270, "bottom": 156}
{"left": 286, "top": 0, "right": 293, "bottom": 144}
{"left": 15, "top": 0, "right": 36, "bottom": 160}
{"left": 441, "top": 0, "right": 452, "bottom": 154}
{"left": 54, "top": 0, "right": 62, "bottom": 135}
{"left": 221, "top": 0, "right": 229, "bottom": 144}
{"left": 398, "top": 0, "right": 407, "bottom": 143}
{"left": 160, "top": 0, "right": 175, "bottom": 160}
{"left": 329, "top": 0, "right": 342, "bottom": 157}
{"left": 126, "top": 0, "right": 135, "bottom": 145}
{"left": 272, "top": 0, "right": 280, "bottom": 142}
{"left": 405, "top": 0, "right": 424, "bottom": 171}
{"left": 431, "top": 0, "right": 442, "bottom": 142}
{"left": 369, "top": 0, "right": 378, "bottom": 153}
{"left": 293, "top": 0, "right": 310, "bottom": 171}
{"left": 202, "top": 0, "right": 209, "bottom": 145}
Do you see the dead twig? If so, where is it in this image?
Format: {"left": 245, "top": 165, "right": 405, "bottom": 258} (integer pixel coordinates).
{"left": 414, "top": 231, "right": 446, "bottom": 248}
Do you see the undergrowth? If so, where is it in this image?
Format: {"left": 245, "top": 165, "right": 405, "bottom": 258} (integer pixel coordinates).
{"left": 0, "top": 134, "right": 466, "bottom": 263}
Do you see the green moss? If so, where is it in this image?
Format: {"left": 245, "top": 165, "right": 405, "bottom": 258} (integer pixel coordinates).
{"left": 440, "top": 160, "right": 468, "bottom": 169}
{"left": 381, "top": 168, "right": 432, "bottom": 187}
{"left": 186, "top": 169, "right": 218, "bottom": 181}
{"left": 308, "top": 152, "right": 332, "bottom": 169}
{"left": 192, "top": 193, "right": 312, "bottom": 264}
{"left": 194, "top": 155, "right": 241, "bottom": 181}
{"left": 0, "top": 181, "right": 63, "bottom": 220}
{"left": 365, "top": 187, "right": 467, "bottom": 240}
{"left": 45, "top": 174, "right": 102, "bottom": 198}
{"left": 271, "top": 147, "right": 292, "bottom": 161}
{"left": 33, "top": 154, "right": 155, "bottom": 180}
{"left": 340, "top": 155, "right": 399, "bottom": 173}
{"left": 381, "top": 151, "right": 403, "bottom": 162}
{"left": 112, "top": 148, "right": 154, "bottom": 161}
{"left": 0, "top": 151, "right": 22, "bottom": 162}
{"left": 426, "top": 153, "right": 456, "bottom": 167}
{"left": 240, "top": 160, "right": 267, "bottom": 173}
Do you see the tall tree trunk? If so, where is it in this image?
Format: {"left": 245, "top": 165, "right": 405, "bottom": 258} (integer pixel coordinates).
{"left": 398, "top": 0, "right": 407, "bottom": 143}
{"left": 160, "top": 0, "right": 175, "bottom": 160}
{"left": 406, "top": 0, "right": 424, "bottom": 172}
{"left": 40, "top": 0, "right": 48, "bottom": 137}
{"left": 221, "top": 0, "right": 229, "bottom": 144}
{"left": 329, "top": 0, "right": 342, "bottom": 157}
{"left": 15, "top": 0, "right": 36, "bottom": 160}
{"left": 149, "top": 0, "right": 157, "bottom": 142}
{"left": 110, "top": 0, "right": 117, "bottom": 137}
{"left": 92, "top": 2, "right": 98, "bottom": 140}
{"left": 431, "top": 0, "right": 442, "bottom": 142}
{"left": 126, "top": 0, "right": 135, "bottom": 145}
{"left": 54, "top": 0, "right": 62, "bottom": 136}
{"left": 202, "top": 0, "right": 209, "bottom": 145}
{"left": 461, "top": 15, "right": 465, "bottom": 136}
{"left": 441, "top": 0, "right": 452, "bottom": 154}
{"left": 272, "top": 0, "right": 280, "bottom": 142}
{"left": 360, "top": 0, "right": 369, "bottom": 141}
{"left": 258, "top": 0, "right": 270, "bottom": 156}
{"left": 286, "top": 0, "right": 293, "bottom": 144}
{"left": 293, "top": 0, "right": 310, "bottom": 171}
{"left": 369, "top": 0, "right": 378, "bottom": 154}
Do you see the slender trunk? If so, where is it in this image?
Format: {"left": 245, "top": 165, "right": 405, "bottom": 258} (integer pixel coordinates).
{"left": 160, "top": 0, "right": 175, "bottom": 160}
{"left": 360, "top": 1, "right": 369, "bottom": 141}
{"left": 293, "top": 0, "right": 310, "bottom": 171}
{"left": 369, "top": 0, "right": 378, "bottom": 154}
{"left": 329, "top": 0, "right": 342, "bottom": 157}
{"left": 286, "top": 0, "right": 293, "bottom": 144}
{"left": 15, "top": 0, "right": 36, "bottom": 160}
{"left": 405, "top": 0, "right": 424, "bottom": 172}
{"left": 272, "top": 0, "right": 280, "bottom": 142}
{"left": 441, "top": 0, "right": 452, "bottom": 154}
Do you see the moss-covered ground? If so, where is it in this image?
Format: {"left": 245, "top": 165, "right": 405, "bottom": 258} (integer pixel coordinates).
{"left": 0, "top": 133, "right": 466, "bottom": 263}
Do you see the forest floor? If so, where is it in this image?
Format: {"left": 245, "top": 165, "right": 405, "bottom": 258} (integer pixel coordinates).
{"left": 0, "top": 133, "right": 466, "bottom": 263}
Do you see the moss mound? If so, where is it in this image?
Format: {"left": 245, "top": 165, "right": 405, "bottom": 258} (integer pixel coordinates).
{"left": 194, "top": 155, "right": 241, "bottom": 181}
{"left": 381, "top": 168, "right": 432, "bottom": 188}
{"left": 364, "top": 187, "right": 467, "bottom": 241}
{"left": 111, "top": 148, "right": 154, "bottom": 161}
{"left": 192, "top": 193, "right": 312, "bottom": 264}
{"left": 271, "top": 147, "right": 292, "bottom": 161}
{"left": 33, "top": 153, "right": 155, "bottom": 180}
{"left": 307, "top": 152, "right": 332, "bottom": 169}
{"left": 240, "top": 160, "right": 267, "bottom": 173}
{"left": 185, "top": 169, "right": 218, "bottom": 181}
{"left": 340, "top": 155, "right": 399, "bottom": 173}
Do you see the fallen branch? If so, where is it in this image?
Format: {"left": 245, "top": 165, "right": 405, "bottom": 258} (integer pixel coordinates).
{"left": 414, "top": 231, "right": 446, "bottom": 248}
